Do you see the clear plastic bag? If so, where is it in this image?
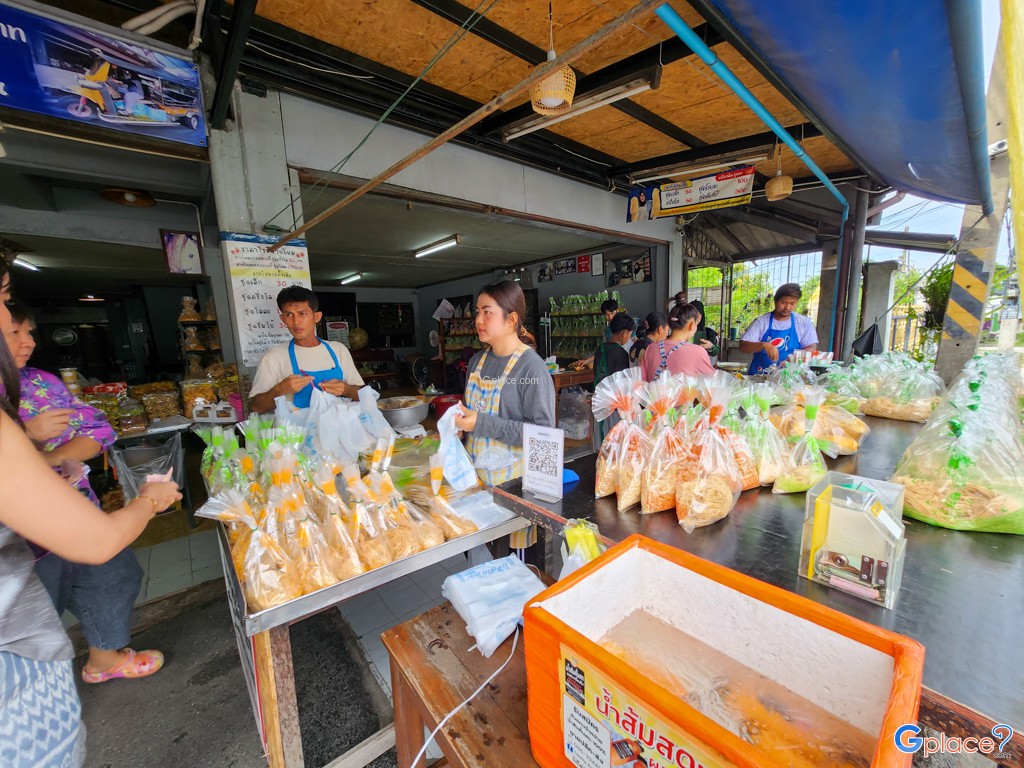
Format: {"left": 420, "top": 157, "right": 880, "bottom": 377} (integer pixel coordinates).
{"left": 772, "top": 403, "right": 869, "bottom": 456}
{"left": 594, "top": 420, "right": 624, "bottom": 498}
{"left": 773, "top": 387, "right": 829, "bottom": 494}
{"left": 638, "top": 372, "right": 683, "bottom": 431}
{"left": 738, "top": 384, "right": 788, "bottom": 486}
{"left": 891, "top": 355, "right": 1024, "bottom": 533}
{"left": 858, "top": 357, "right": 944, "bottom": 422}
{"left": 641, "top": 426, "right": 686, "bottom": 514}
{"left": 592, "top": 368, "right": 644, "bottom": 424}
{"left": 675, "top": 383, "right": 743, "bottom": 530}
{"left": 616, "top": 424, "right": 653, "bottom": 512}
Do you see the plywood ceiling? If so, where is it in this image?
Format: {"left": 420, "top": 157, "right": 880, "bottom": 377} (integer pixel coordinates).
{"left": 253, "top": 0, "right": 857, "bottom": 176}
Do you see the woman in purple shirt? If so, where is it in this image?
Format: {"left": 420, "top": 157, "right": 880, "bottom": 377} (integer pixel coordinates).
{"left": 6, "top": 302, "right": 164, "bottom": 684}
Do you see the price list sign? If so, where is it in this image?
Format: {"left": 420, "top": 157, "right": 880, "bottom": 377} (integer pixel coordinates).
{"left": 222, "top": 233, "right": 312, "bottom": 367}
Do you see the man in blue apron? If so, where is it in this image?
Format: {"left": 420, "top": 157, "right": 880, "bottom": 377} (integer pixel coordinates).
{"left": 249, "top": 286, "right": 364, "bottom": 413}
{"left": 738, "top": 283, "right": 819, "bottom": 375}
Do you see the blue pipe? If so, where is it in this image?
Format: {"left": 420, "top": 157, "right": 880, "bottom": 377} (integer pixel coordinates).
{"left": 945, "top": 0, "right": 994, "bottom": 215}
{"left": 656, "top": 4, "right": 849, "bottom": 353}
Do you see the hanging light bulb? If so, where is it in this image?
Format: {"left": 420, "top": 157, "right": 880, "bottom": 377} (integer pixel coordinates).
{"left": 530, "top": 1, "right": 576, "bottom": 116}
{"left": 765, "top": 142, "right": 793, "bottom": 202}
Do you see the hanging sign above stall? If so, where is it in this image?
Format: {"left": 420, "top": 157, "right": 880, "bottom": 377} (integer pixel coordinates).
{"left": 0, "top": 3, "right": 206, "bottom": 146}
{"left": 626, "top": 166, "right": 756, "bottom": 221}
{"left": 222, "top": 233, "right": 311, "bottom": 368}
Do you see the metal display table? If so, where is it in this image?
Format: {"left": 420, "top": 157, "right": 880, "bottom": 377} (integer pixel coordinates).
{"left": 216, "top": 509, "right": 530, "bottom": 768}
{"left": 492, "top": 417, "right": 1024, "bottom": 764}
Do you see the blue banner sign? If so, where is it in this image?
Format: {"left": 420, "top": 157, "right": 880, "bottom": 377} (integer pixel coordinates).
{"left": 0, "top": 3, "right": 206, "bottom": 146}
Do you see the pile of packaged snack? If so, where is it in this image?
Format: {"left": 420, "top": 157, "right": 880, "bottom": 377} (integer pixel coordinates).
{"left": 194, "top": 410, "right": 507, "bottom": 611}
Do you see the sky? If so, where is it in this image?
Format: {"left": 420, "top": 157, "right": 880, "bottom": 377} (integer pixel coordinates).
{"left": 866, "top": 0, "right": 1011, "bottom": 274}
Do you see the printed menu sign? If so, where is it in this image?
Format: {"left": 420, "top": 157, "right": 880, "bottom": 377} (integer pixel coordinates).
{"left": 222, "top": 232, "right": 311, "bottom": 367}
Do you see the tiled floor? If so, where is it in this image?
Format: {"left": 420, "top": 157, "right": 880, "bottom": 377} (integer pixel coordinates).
{"left": 60, "top": 529, "right": 223, "bottom": 629}
{"left": 338, "top": 551, "right": 471, "bottom": 761}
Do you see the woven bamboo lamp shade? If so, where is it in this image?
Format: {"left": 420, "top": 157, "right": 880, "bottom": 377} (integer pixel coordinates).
{"left": 530, "top": 2, "right": 576, "bottom": 116}
{"left": 765, "top": 146, "right": 793, "bottom": 201}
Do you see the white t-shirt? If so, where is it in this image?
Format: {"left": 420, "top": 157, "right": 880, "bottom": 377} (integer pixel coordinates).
{"left": 740, "top": 312, "right": 819, "bottom": 347}
{"left": 249, "top": 340, "right": 364, "bottom": 401}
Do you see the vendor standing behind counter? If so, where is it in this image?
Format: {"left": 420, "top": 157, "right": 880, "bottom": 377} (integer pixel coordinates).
{"left": 453, "top": 280, "right": 556, "bottom": 487}
{"left": 738, "top": 282, "right": 818, "bottom": 375}
{"left": 249, "top": 287, "right": 364, "bottom": 414}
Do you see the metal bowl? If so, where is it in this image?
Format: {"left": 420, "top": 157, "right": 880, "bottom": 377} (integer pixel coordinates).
{"left": 378, "top": 398, "right": 429, "bottom": 427}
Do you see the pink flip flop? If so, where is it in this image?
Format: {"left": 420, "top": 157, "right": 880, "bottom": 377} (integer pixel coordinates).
{"left": 81, "top": 648, "right": 164, "bottom": 684}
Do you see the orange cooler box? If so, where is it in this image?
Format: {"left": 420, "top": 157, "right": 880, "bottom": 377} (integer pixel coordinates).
{"left": 524, "top": 535, "right": 924, "bottom": 768}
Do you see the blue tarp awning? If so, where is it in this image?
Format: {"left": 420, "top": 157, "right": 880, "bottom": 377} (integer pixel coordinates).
{"left": 705, "top": 0, "right": 993, "bottom": 213}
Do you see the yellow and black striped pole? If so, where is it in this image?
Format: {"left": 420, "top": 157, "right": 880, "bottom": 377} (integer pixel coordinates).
{"left": 935, "top": 37, "right": 1012, "bottom": 383}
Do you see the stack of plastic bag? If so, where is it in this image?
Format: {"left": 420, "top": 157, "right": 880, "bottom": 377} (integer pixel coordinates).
{"left": 592, "top": 369, "right": 644, "bottom": 499}
{"left": 767, "top": 360, "right": 818, "bottom": 395}
{"left": 737, "top": 383, "right": 788, "bottom": 487}
{"left": 860, "top": 360, "right": 944, "bottom": 422}
{"left": 891, "top": 353, "right": 1024, "bottom": 533}
{"left": 773, "top": 386, "right": 829, "bottom": 494}
{"left": 675, "top": 379, "right": 744, "bottom": 530}
{"left": 442, "top": 554, "right": 546, "bottom": 657}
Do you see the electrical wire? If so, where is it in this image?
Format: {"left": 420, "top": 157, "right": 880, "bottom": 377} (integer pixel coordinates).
{"left": 263, "top": 0, "right": 504, "bottom": 230}
{"left": 409, "top": 627, "right": 520, "bottom": 768}
{"left": 246, "top": 40, "right": 374, "bottom": 79}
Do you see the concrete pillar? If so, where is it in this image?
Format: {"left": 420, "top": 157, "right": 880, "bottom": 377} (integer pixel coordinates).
{"left": 815, "top": 242, "right": 838, "bottom": 351}
{"left": 859, "top": 260, "right": 899, "bottom": 351}
{"left": 840, "top": 189, "right": 869, "bottom": 360}
{"left": 208, "top": 85, "right": 305, "bottom": 391}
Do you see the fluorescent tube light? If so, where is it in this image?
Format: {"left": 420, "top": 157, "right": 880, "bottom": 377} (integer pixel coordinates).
{"left": 501, "top": 71, "right": 655, "bottom": 143}
{"left": 414, "top": 234, "right": 461, "bottom": 258}
{"left": 630, "top": 154, "right": 769, "bottom": 185}
{"left": 504, "top": 81, "right": 654, "bottom": 141}
{"left": 340, "top": 272, "right": 362, "bottom": 285}
{"left": 12, "top": 258, "right": 39, "bottom": 272}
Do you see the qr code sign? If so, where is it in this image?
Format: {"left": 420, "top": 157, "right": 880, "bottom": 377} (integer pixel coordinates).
{"left": 527, "top": 436, "right": 560, "bottom": 477}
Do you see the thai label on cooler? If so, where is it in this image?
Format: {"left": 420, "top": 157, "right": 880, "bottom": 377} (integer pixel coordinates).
{"left": 560, "top": 645, "right": 729, "bottom": 768}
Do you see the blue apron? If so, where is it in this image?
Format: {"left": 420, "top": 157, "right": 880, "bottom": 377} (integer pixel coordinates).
{"left": 747, "top": 314, "right": 801, "bottom": 375}
{"left": 288, "top": 338, "right": 345, "bottom": 408}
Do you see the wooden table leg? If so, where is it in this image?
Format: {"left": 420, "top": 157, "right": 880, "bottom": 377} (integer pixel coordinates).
{"left": 254, "top": 625, "right": 305, "bottom": 768}
{"left": 391, "top": 656, "right": 427, "bottom": 768}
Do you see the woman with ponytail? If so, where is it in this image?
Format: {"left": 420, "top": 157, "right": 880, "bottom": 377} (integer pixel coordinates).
{"left": 629, "top": 311, "right": 669, "bottom": 367}
{"left": 639, "top": 298, "right": 715, "bottom": 381}
{"left": 454, "top": 280, "right": 556, "bottom": 487}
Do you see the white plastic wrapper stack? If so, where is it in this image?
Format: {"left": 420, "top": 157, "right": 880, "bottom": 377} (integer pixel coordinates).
{"left": 442, "top": 555, "right": 546, "bottom": 657}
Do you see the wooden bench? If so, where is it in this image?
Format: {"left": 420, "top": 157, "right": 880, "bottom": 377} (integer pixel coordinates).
{"left": 382, "top": 603, "right": 539, "bottom": 768}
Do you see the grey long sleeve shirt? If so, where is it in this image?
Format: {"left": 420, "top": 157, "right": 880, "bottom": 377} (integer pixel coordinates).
{"left": 466, "top": 347, "right": 556, "bottom": 446}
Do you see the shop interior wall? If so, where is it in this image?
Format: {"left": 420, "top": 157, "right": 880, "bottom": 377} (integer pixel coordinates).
{"left": 315, "top": 285, "right": 421, "bottom": 359}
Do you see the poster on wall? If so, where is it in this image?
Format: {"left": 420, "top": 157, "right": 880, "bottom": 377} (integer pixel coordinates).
{"left": 576, "top": 254, "right": 591, "bottom": 274}
{"left": 222, "top": 233, "right": 311, "bottom": 367}
{"left": 607, "top": 251, "right": 652, "bottom": 287}
{"left": 554, "top": 258, "right": 577, "bottom": 276}
{"left": 538, "top": 263, "right": 555, "bottom": 282}
{"left": 0, "top": 3, "right": 207, "bottom": 147}
{"left": 626, "top": 166, "right": 756, "bottom": 221}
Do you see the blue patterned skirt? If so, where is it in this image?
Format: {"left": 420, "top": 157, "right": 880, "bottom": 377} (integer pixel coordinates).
{"left": 0, "top": 652, "right": 84, "bottom": 767}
